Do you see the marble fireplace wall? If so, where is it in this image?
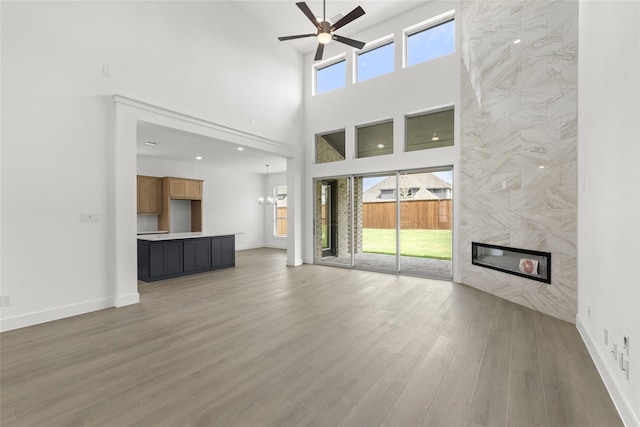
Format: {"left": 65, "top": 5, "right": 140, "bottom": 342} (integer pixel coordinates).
{"left": 459, "top": 0, "right": 578, "bottom": 323}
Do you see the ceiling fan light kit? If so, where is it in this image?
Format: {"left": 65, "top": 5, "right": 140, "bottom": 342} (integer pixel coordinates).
{"left": 317, "top": 22, "right": 332, "bottom": 44}
{"left": 278, "top": 0, "right": 366, "bottom": 61}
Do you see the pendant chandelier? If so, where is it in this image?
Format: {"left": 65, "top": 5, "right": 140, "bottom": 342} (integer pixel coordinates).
{"left": 258, "top": 164, "right": 275, "bottom": 205}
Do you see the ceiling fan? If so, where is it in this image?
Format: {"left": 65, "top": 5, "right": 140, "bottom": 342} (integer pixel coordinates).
{"left": 278, "top": 1, "right": 366, "bottom": 61}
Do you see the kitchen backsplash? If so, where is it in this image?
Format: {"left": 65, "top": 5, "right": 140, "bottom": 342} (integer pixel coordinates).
{"left": 137, "top": 215, "right": 159, "bottom": 232}
{"left": 170, "top": 199, "right": 192, "bottom": 233}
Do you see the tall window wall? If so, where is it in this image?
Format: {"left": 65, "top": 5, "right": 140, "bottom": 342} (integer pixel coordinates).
{"left": 312, "top": 10, "right": 455, "bottom": 96}
{"left": 307, "top": 3, "right": 459, "bottom": 278}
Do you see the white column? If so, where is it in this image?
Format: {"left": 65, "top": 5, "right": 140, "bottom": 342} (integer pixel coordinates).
{"left": 286, "top": 154, "right": 303, "bottom": 266}
{"left": 111, "top": 101, "right": 140, "bottom": 306}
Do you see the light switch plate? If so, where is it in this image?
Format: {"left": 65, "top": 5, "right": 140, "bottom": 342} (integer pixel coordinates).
{"left": 81, "top": 213, "right": 101, "bottom": 223}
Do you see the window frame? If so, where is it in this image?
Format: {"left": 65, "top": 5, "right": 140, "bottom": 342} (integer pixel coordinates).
{"left": 315, "top": 128, "right": 346, "bottom": 164}
{"left": 355, "top": 118, "right": 394, "bottom": 159}
{"left": 403, "top": 10, "right": 455, "bottom": 69}
{"left": 313, "top": 53, "right": 347, "bottom": 96}
{"left": 354, "top": 34, "right": 395, "bottom": 84}
{"left": 405, "top": 105, "right": 455, "bottom": 153}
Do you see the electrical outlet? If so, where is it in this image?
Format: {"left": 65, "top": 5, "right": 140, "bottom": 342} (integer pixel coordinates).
{"left": 624, "top": 361, "right": 630, "bottom": 380}
{"left": 623, "top": 336, "right": 629, "bottom": 356}
{"left": 620, "top": 353, "right": 630, "bottom": 380}
{"left": 0, "top": 295, "right": 12, "bottom": 306}
{"left": 612, "top": 342, "right": 617, "bottom": 361}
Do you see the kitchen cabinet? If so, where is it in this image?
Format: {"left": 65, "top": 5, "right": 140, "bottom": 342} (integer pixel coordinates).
{"left": 137, "top": 175, "right": 162, "bottom": 214}
{"left": 183, "top": 238, "right": 212, "bottom": 272}
{"left": 212, "top": 235, "right": 235, "bottom": 269}
{"left": 158, "top": 177, "right": 204, "bottom": 232}
{"left": 168, "top": 178, "right": 203, "bottom": 200}
{"left": 142, "top": 240, "right": 183, "bottom": 281}
{"left": 138, "top": 234, "right": 235, "bottom": 282}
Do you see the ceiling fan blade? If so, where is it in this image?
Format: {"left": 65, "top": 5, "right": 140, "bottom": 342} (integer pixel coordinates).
{"left": 330, "top": 6, "right": 365, "bottom": 31}
{"left": 278, "top": 33, "right": 316, "bottom": 41}
{"left": 296, "top": 2, "right": 321, "bottom": 30}
{"left": 333, "top": 34, "right": 366, "bottom": 50}
{"left": 314, "top": 43, "right": 325, "bottom": 61}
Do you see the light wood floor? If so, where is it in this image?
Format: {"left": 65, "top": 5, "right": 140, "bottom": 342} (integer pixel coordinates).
{"left": 1, "top": 249, "right": 622, "bottom": 426}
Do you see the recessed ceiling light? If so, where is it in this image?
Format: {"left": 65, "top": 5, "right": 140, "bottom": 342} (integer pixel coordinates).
{"left": 513, "top": 39, "right": 521, "bottom": 44}
{"left": 195, "top": 156, "right": 203, "bottom": 160}
{"left": 538, "top": 165, "right": 545, "bottom": 169}
{"left": 377, "top": 144, "right": 384, "bottom": 148}
{"left": 144, "top": 141, "right": 157, "bottom": 146}
{"left": 237, "top": 147, "right": 244, "bottom": 151}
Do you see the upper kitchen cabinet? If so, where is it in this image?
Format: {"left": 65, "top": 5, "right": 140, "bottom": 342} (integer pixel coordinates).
{"left": 158, "top": 177, "right": 204, "bottom": 232}
{"left": 168, "top": 178, "right": 203, "bottom": 200}
{"left": 137, "top": 175, "right": 162, "bottom": 214}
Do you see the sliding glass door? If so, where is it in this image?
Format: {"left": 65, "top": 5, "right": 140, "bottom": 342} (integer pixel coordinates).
{"left": 314, "top": 177, "right": 352, "bottom": 266}
{"left": 314, "top": 167, "right": 453, "bottom": 280}
{"left": 354, "top": 174, "right": 398, "bottom": 274}
{"left": 398, "top": 168, "right": 452, "bottom": 279}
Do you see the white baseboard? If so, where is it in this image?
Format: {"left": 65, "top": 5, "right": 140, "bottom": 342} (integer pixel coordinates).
{"left": 287, "top": 258, "right": 303, "bottom": 266}
{"left": 236, "top": 243, "right": 289, "bottom": 251}
{"left": 266, "top": 242, "right": 288, "bottom": 250}
{"left": 576, "top": 315, "right": 640, "bottom": 427}
{"left": 115, "top": 292, "right": 139, "bottom": 307}
{"left": 0, "top": 297, "right": 115, "bottom": 332}
{"left": 235, "top": 242, "right": 265, "bottom": 251}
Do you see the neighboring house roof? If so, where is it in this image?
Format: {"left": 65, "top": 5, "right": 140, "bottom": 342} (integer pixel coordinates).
{"left": 276, "top": 186, "right": 287, "bottom": 208}
{"left": 362, "top": 173, "right": 452, "bottom": 203}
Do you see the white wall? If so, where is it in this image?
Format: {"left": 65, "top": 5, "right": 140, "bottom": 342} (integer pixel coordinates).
{"left": 136, "top": 156, "right": 267, "bottom": 250}
{"left": 577, "top": 2, "right": 640, "bottom": 425}
{"left": 302, "top": 1, "right": 461, "bottom": 271}
{"left": 0, "top": 1, "right": 303, "bottom": 331}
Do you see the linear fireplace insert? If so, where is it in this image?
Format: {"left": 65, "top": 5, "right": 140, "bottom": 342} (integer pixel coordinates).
{"left": 472, "top": 242, "right": 551, "bottom": 284}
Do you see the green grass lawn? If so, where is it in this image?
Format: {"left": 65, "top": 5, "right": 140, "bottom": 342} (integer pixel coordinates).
{"left": 321, "top": 224, "right": 328, "bottom": 248}
{"left": 363, "top": 228, "right": 452, "bottom": 260}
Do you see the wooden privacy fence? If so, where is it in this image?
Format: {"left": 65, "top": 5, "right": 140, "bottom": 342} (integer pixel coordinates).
{"left": 363, "top": 199, "right": 452, "bottom": 230}
{"left": 276, "top": 207, "right": 287, "bottom": 236}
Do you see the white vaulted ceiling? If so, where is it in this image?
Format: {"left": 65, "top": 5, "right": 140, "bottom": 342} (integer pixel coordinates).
{"left": 137, "top": 1, "right": 429, "bottom": 173}
{"left": 231, "top": 1, "right": 427, "bottom": 55}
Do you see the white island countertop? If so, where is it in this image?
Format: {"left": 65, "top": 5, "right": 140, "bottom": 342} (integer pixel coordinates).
{"left": 136, "top": 230, "right": 169, "bottom": 235}
{"left": 137, "top": 231, "right": 243, "bottom": 241}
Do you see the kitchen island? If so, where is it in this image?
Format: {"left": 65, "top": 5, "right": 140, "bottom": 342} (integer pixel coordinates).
{"left": 137, "top": 232, "right": 240, "bottom": 282}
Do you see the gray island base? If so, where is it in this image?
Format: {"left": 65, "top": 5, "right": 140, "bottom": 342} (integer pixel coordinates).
{"left": 137, "top": 232, "right": 238, "bottom": 282}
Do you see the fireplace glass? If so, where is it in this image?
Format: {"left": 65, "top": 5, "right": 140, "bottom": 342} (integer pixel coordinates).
{"left": 472, "top": 242, "right": 551, "bottom": 284}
